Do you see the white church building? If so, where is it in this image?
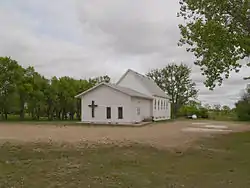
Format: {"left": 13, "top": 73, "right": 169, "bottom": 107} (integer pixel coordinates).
{"left": 75, "top": 69, "right": 171, "bottom": 124}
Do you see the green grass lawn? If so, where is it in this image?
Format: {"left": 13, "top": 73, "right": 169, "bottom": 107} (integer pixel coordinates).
{"left": 1, "top": 132, "right": 250, "bottom": 188}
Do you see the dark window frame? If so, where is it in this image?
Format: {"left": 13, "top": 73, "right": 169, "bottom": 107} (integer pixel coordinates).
{"left": 118, "top": 107, "right": 123, "bottom": 119}
{"left": 106, "top": 107, "right": 111, "bottom": 119}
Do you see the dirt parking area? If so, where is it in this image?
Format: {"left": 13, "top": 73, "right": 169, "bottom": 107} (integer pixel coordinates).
{"left": 0, "top": 120, "right": 249, "bottom": 148}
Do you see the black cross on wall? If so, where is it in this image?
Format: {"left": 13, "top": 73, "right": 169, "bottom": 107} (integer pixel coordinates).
{"left": 88, "top": 100, "right": 98, "bottom": 118}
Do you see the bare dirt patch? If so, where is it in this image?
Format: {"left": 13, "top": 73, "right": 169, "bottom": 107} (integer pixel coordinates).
{"left": 0, "top": 120, "right": 249, "bottom": 148}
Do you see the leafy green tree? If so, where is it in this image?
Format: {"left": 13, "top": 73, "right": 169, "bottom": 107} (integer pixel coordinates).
{"left": 235, "top": 86, "right": 250, "bottom": 121}
{"left": 222, "top": 105, "right": 231, "bottom": 115}
{"left": 147, "top": 63, "right": 198, "bottom": 116}
{"left": 43, "top": 78, "right": 58, "bottom": 120}
{"left": 178, "top": 0, "right": 250, "bottom": 89}
{"left": 178, "top": 104, "right": 198, "bottom": 117}
{"left": 89, "top": 75, "right": 111, "bottom": 86}
{"left": 198, "top": 107, "right": 209, "bottom": 118}
{"left": 0, "top": 57, "right": 23, "bottom": 120}
{"left": 27, "top": 72, "right": 48, "bottom": 120}
{"left": 213, "top": 104, "right": 221, "bottom": 111}
{"left": 178, "top": 100, "right": 209, "bottom": 118}
{"left": 17, "top": 66, "right": 35, "bottom": 120}
{"left": 75, "top": 79, "right": 94, "bottom": 120}
{"left": 57, "top": 77, "right": 78, "bottom": 120}
{"left": 0, "top": 56, "right": 112, "bottom": 121}
{"left": 204, "top": 104, "right": 211, "bottom": 110}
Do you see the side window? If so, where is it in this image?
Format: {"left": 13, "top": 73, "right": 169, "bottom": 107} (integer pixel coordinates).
{"left": 118, "top": 107, "right": 123, "bottom": 119}
{"left": 136, "top": 107, "right": 140, "bottom": 115}
{"left": 106, "top": 107, "right": 111, "bottom": 119}
{"left": 154, "top": 99, "right": 156, "bottom": 109}
{"left": 158, "top": 100, "right": 160, "bottom": 110}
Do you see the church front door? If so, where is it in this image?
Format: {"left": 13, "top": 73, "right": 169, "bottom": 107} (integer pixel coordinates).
{"left": 135, "top": 107, "right": 141, "bottom": 122}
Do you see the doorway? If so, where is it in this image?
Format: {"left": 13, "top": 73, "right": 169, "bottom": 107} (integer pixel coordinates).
{"left": 135, "top": 107, "right": 141, "bottom": 122}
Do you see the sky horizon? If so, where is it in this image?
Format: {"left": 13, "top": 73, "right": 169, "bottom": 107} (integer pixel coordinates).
{"left": 0, "top": 0, "right": 249, "bottom": 107}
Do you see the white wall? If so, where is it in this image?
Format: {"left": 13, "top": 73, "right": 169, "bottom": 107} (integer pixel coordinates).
{"left": 167, "top": 102, "right": 171, "bottom": 119}
{"left": 117, "top": 71, "right": 152, "bottom": 96}
{"left": 81, "top": 85, "right": 132, "bottom": 124}
{"left": 131, "top": 97, "right": 152, "bottom": 122}
{"left": 153, "top": 96, "right": 171, "bottom": 121}
{"left": 117, "top": 71, "right": 171, "bottom": 121}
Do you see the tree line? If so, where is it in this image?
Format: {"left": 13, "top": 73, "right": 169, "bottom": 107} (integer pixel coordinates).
{"left": 1, "top": 56, "right": 249, "bottom": 121}
{"left": 0, "top": 57, "right": 110, "bottom": 121}
{"left": 0, "top": 56, "right": 199, "bottom": 121}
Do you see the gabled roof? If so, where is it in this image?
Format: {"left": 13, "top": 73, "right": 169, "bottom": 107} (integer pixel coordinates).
{"left": 75, "top": 82, "right": 153, "bottom": 100}
{"left": 116, "top": 69, "right": 170, "bottom": 99}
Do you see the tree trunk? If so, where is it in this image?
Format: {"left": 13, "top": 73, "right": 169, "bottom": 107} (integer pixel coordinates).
{"left": 52, "top": 108, "right": 56, "bottom": 120}
{"left": 47, "top": 105, "right": 52, "bottom": 121}
{"left": 4, "top": 110, "right": 8, "bottom": 120}
{"left": 20, "top": 108, "right": 24, "bottom": 120}
{"left": 62, "top": 108, "right": 66, "bottom": 120}
{"left": 47, "top": 110, "right": 50, "bottom": 120}
{"left": 1, "top": 109, "right": 4, "bottom": 120}
{"left": 70, "top": 112, "right": 74, "bottom": 120}
{"left": 47, "top": 101, "right": 53, "bottom": 121}
{"left": 31, "top": 109, "right": 35, "bottom": 120}
{"left": 20, "top": 100, "right": 25, "bottom": 120}
{"left": 76, "top": 100, "right": 81, "bottom": 120}
{"left": 171, "top": 103, "right": 176, "bottom": 118}
{"left": 57, "top": 110, "right": 61, "bottom": 120}
{"left": 19, "top": 94, "right": 25, "bottom": 120}
{"left": 37, "top": 106, "right": 40, "bottom": 120}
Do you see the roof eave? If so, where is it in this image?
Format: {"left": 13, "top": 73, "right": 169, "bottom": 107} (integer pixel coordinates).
{"left": 153, "top": 94, "right": 171, "bottom": 99}
{"left": 132, "top": 96, "right": 154, "bottom": 100}
{"left": 74, "top": 82, "right": 105, "bottom": 98}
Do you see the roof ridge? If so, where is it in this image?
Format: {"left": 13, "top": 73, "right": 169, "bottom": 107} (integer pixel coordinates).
{"left": 75, "top": 82, "right": 152, "bottom": 99}
{"left": 115, "top": 84, "right": 149, "bottom": 94}
{"left": 106, "top": 83, "right": 153, "bottom": 99}
{"left": 128, "top": 69, "right": 170, "bottom": 99}
{"left": 116, "top": 69, "right": 170, "bottom": 99}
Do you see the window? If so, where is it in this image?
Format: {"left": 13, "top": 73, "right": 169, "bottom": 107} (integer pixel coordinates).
{"left": 154, "top": 99, "right": 156, "bottom": 109}
{"left": 118, "top": 107, "right": 123, "bottom": 119}
{"left": 161, "top": 100, "right": 163, "bottom": 110}
{"left": 106, "top": 107, "right": 111, "bottom": 119}
{"left": 136, "top": 107, "right": 140, "bottom": 115}
{"left": 158, "top": 100, "right": 160, "bottom": 110}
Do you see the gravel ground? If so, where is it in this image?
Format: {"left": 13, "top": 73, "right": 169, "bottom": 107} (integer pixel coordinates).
{"left": 0, "top": 120, "right": 249, "bottom": 148}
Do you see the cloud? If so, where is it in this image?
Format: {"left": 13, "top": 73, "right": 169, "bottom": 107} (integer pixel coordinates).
{"left": 0, "top": 0, "right": 249, "bottom": 107}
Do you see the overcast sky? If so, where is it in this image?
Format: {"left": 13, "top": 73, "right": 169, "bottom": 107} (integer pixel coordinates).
{"left": 0, "top": 0, "right": 249, "bottom": 107}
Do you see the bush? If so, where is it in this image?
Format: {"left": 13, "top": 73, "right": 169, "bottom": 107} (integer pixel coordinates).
{"left": 197, "top": 107, "right": 209, "bottom": 118}
{"left": 235, "top": 100, "right": 250, "bottom": 121}
{"left": 177, "top": 105, "right": 208, "bottom": 119}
